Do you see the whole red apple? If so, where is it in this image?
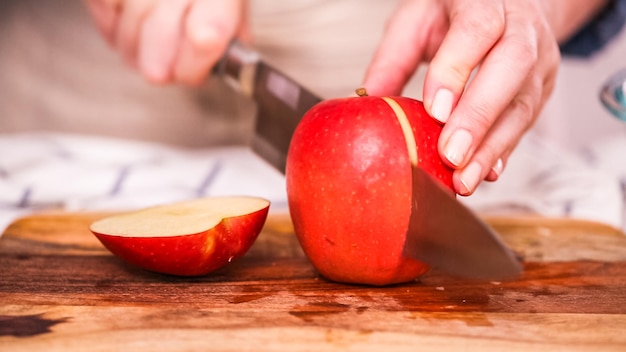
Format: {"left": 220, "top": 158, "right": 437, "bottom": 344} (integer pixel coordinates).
{"left": 90, "top": 196, "right": 270, "bottom": 276}
{"left": 286, "top": 90, "right": 454, "bottom": 286}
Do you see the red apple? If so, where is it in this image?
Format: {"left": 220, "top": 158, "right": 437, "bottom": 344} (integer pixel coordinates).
{"left": 286, "top": 90, "right": 454, "bottom": 286}
{"left": 90, "top": 196, "right": 270, "bottom": 276}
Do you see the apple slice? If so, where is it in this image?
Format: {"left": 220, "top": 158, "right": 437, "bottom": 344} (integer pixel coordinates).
{"left": 90, "top": 196, "right": 270, "bottom": 276}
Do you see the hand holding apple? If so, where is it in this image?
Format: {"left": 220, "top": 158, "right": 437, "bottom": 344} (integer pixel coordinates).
{"left": 286, "top": 89, "right": 454, "bottom": 286}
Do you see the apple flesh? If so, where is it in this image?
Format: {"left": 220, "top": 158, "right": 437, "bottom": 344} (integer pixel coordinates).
{"left": 286, "top": 92, "right": 454, "bottom": 286}
{"left": 90, "top": 196, "right": 270, "bottom": 276}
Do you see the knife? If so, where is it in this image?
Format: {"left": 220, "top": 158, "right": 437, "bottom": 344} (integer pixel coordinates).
{"left": 214, "top": 40, "right": 522, "bottom": 280}
{"left": 404, "top": 166, "right": 523, "bottom": 280}
{"left": 213, "top": 40, "right": 322, "bottom": 173}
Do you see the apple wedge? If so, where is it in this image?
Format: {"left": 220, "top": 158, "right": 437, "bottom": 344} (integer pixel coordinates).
{"left": 90, "top": 196, "right": 270, "bottom": 276}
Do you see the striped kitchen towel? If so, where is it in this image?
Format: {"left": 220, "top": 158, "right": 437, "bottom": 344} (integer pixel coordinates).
{"left": 0, "top": 132, "right": 287, "bottom": 234}
{"left": 1, "top": 131, "right": 625, "bottom": 235}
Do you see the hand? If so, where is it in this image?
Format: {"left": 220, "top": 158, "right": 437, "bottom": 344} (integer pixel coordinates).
{"left": 363, "top": 0, "right": 564, "bottom": 196}
{"left": 85, "top": 0, "right": 248, "bottom": 85}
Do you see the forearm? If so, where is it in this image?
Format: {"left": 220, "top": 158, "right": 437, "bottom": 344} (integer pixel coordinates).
{"left": 544, "top": 0, "right": 610, "bottom": 43}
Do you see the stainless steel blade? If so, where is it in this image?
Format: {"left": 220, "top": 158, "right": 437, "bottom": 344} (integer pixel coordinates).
{"left": 251, "top": 62, "right": 321, "bottom": 173}
{"left": 213, "top": 41, "right": 321, "bottom": 173}
{"left": 404, "top": 166, "right": 523, "bottom": 280}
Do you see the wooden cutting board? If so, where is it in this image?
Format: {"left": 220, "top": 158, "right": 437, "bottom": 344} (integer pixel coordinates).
{"left": 1, "top": 212, "right": 626, "bottom": 351}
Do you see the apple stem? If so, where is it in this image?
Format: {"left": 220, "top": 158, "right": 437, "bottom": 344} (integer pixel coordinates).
{"left": 355, "top": 88, "right": 368, "bottom": 97}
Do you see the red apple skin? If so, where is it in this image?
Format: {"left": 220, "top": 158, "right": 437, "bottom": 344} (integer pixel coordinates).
{"left": 286, "top": 95, "right": 454, "bottom": 286}
{"left": 92, "top": 207, "right": 269, "bottom": 277}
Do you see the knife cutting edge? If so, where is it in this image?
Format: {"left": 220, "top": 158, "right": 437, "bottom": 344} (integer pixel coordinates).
{"left": 214, "top": 41, "right": 522, "bottom": 280}
{"left": 404, "top": 166, "right": 523, "bottom": 280}
{"left": 213, "top": 40, "right": 322, "bottom": 173}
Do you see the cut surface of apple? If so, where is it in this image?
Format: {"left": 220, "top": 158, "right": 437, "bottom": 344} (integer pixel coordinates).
{"left": 90, "top": 196, "right": 270, "bottom": 277}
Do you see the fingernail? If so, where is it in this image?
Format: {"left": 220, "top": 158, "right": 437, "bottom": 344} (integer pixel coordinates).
{"left": 491, "top": 158, "right": 504, "bottom": 177}
{"left": 444, "top": 129, "right": 473, "bottom": 167}
{"left": 459, "top": 162, "right": 483, "bottom": 196}
{"left": 431, "top": 88, "right": 454, "bottom": 123}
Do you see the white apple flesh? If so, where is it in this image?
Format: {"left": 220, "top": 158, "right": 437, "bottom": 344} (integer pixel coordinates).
{"left": 90, "top": 196, "right": 270, "bottom": 276}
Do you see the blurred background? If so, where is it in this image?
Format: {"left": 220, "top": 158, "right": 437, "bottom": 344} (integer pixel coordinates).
{"left": 1, "top": 0, "right": 625, "bottom": 231}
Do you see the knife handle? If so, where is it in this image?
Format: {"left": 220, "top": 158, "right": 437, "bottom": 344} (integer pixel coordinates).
{"left": 213, "top": 40, "right": 260, "bottom": 98}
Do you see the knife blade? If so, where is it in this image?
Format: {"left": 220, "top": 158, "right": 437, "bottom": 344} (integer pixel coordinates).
{"left": 404, "top": 166, "right": 523, "bottom": 280}
{"left": 213, "top": 40, "right": 322, "bottom": 172}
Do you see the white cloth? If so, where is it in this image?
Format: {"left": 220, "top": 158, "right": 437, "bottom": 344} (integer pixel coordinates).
{"left": 462, "top": 131, "right": 625, "bottom": 230}
{"left": 0, "top": 133, "right": 287, "bottom": 234}
{"left": 2, "top": 130, "right": 625, "bottom": 235}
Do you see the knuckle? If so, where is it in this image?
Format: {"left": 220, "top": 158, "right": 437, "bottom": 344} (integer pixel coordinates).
{"left": 542, "top": 75, "right": 557, "bottom": 102}
{"left": 464, "top": 102, "right": 497, "bottom": 133}
{"left": 478, "top": 142, "right": 501, "bottom": 166}
{"left": 456, "top": 8, "right": 505, "bottom": 43}
{"left": 443, "top": 64, "right": 473, "bottom": 91}
{"left": 542, "top": 48, "right": 560, "bottom": 94}
{"left": 512, "top": 35, "right": 538, "bottom": 63}
{"left": 495, "top": 32, "right": 539, "bottom": 73}
{"left": 509, "top": 84, "right": 543, "bottom": 128}
{"left": 510, "top": 95, "right": 535, "bottom": 124}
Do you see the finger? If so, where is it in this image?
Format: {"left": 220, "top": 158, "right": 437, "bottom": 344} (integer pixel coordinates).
{"left": 84, "top": 0, "right": 121, "bottom": 45}
{"left": 138, "top": 0, "right": 192, "bottom": 84}
{"left": 484, "top": 155, "right": 507, "bottom": 182}
{"left": 484, "top": 24, "right": 558, "bottom": 185}
{"left": 453, "top": 75, "right": 542, "bottom": 195}
{"left": 113, "top": 0, "right": 153, "bottom": 68}
{"left": 101, "top": 0, "right": 123, "bottom": 5}
{"left": 423, "top": 0, "right": 505, "bottom": 123}
{"left": 174, "top": 0, "right": 245, "bottom": 85}
{"left": 362, "top": 0, "right": 444, "bottom": 96}
{"left": 438, "top": 12, "right": 538, "bottom": 170}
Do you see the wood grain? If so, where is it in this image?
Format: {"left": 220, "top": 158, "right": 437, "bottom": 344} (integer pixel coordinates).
{"left": 1, "top": 212, "right": 625, "bottom": 351}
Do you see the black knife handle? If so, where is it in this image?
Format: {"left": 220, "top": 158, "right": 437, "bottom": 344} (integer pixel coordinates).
{"left": 213, "top": 40, "right": 260, "bottom": 97}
